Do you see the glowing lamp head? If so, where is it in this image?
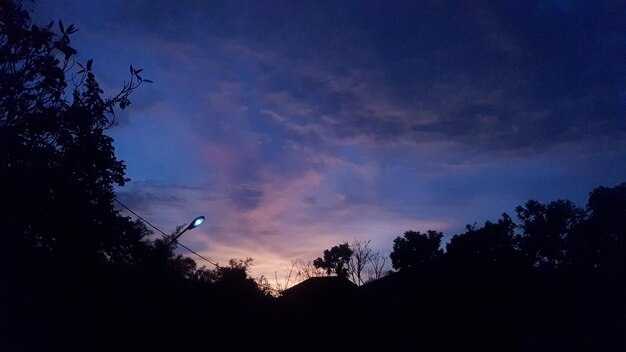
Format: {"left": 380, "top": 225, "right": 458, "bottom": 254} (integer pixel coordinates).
{"left": 188, "top": 216, "right": 205, "bottom": 230}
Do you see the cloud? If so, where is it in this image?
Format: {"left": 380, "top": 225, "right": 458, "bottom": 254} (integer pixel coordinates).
{"left": 115, "top": 181, "right": 187, "bottom": 215}
{"left": 70, "top": 0, "right": 624, "bottom": 164}
{"left": 228, "top": 185, "right": 264, "bottom": 210}
{"left": 183, "top": 168, "right": 452, "bottom": 281}
{"left": 41, "top": 0, "right": 626, "bottom": 285}
{"left": 37, "top": 0, "right": 626, "bottom": 157}
{"left": 223, "top": 2, "right": 625, "bottom": 158}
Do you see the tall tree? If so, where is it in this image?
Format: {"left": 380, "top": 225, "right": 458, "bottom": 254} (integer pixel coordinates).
{"left": 445, "top": 214, "right": 522, "bottom": 270}
{"left": 568, "top": 183, "right": 626, "bottom": 269}
{"left": 0, "top": 0, "right": 150, "bottom": 264}
{"left": 367, "top": 250, "right": 389, "bottom": 281}
{"left": 347, "top": 239, "right": 390, "bottom": 284}
{"left": 313, "top": 242, "right": 353, "bottom": 278}
{"left": 347, "top": 239, "right": 373, "bottom": 285}
{"left": 390, "top": 230, "right": 443, "bottom": 271}
{"left": 515, "top": 199, "right": 584, "bottom": 268}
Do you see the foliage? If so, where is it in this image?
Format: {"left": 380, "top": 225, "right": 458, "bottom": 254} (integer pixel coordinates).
{"left": 445, "top": 214, "right": 521, "bottom": 270}
{"left": 313, "top": 242, "right": 353, "bottom": 278}
{"left": 569, "top": 182, "right": 626, "bottom": 269}
{"left": 0, "top": 0, "right": 151, "bottom": 264}
{"left": 515, "top": 199, "right": 584, "bottom": 267}
{"left": 389, "top": 230, "right": 443, "bottom": 271}
{"left": 0, "top": 4, "right": 272, "bottom": 348}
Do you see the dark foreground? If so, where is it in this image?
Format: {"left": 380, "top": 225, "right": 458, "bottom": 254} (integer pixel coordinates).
{"left": 2, "top": 255, "right": 624, "bottom": 352}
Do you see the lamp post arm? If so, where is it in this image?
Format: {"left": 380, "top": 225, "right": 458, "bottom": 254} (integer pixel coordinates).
{"left": 167, "top": 227, "right": 189, "bottom": 246}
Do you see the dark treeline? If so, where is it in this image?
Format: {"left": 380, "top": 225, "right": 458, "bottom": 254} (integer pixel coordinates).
{"left": 1, "top": 1, "right": 624, "bottom": 351}
{"left": 359, "top": 185, "right": 626, "bottom": 351}
{"left": 284, "top": 184, "right": 626, "bottom": 351}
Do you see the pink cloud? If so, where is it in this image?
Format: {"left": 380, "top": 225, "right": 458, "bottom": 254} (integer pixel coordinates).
{"left": 171, "top": 167, "right": 453, "bottom": 284}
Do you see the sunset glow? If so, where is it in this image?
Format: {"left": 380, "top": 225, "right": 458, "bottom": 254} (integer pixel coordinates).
{"left": 31, "top": 0, "right": 626, "bottom": 284}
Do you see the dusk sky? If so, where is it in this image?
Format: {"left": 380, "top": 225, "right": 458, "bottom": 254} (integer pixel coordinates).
{"left": 31, "top": 1, "right": 626, "bottom": 282}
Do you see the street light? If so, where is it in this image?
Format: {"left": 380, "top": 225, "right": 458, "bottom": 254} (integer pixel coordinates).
{"left": 167, "top": 215, "right": 205, "bottom": 246}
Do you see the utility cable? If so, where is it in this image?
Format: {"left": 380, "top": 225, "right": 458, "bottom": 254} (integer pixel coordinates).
{"left": 113, "top": 196, "right": 219, "bottom": 267}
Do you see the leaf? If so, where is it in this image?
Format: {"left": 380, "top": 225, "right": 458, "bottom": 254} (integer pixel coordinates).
{"left": 134, "top": 68, "right": 143, "bottom": 74}
{"left": 58, "top": 20, "right": 65, "bottom": 34}
{"left": 143, "top": 79, "right": 154, "bottom": 83}
{"left": 130, "top": 65, "right": 134, "bottom": 74}
{"left": 87, "top": 59, "right": 93, "bottom": 71}
{"left": 66, "top": 24, "right": 77, "bottom": 34}
{"left": 63, "top": 47, "right": 77, "bottom": 61}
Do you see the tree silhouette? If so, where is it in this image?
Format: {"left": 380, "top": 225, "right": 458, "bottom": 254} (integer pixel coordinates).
{"left": 0, "top": 3, "right": 276, "bottom": 350}
{"left": 568, "top": 183, "right": 626, "bottom": 269}
{"left": 313, "top": 242, "right": 353, "bottom": 278}
{"left": 0, "top": 0, "right": 151, "bottom": 264}
{"left": 213, "top": 258, "right": 258, "bottom": 291}
{"left": 274, "top": 258, "right": 326, "bottom": 294}
{"left": 445, "top": 214, "right": 522, "bottom": 271}
{"left": 347, "top": 239, "right": 372, "bottom": 285}
{"left": 515, "top": 199, "right": 585, "bottom": 268}
{"left": 389, "top": 230, "right": 443, "bottom": 271}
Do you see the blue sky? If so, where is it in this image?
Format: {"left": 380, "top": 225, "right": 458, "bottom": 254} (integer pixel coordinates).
{"left": 31, "top": 0, "right": 626, "bottom": 281}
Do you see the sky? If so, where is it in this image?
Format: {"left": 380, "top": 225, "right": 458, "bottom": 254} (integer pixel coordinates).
{"left": 31, "top": 0, "right": 626, "bottom": 283}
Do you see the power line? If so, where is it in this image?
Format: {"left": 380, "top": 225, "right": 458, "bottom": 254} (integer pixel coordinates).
{"left": 177, "top": 242, "right": 219, "bottom": 268}
{"left": 114, "top": 197, "right": 168, "bottom": 237}
{"left": 113, "top": 196, "right": 219, "bottom": 267}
